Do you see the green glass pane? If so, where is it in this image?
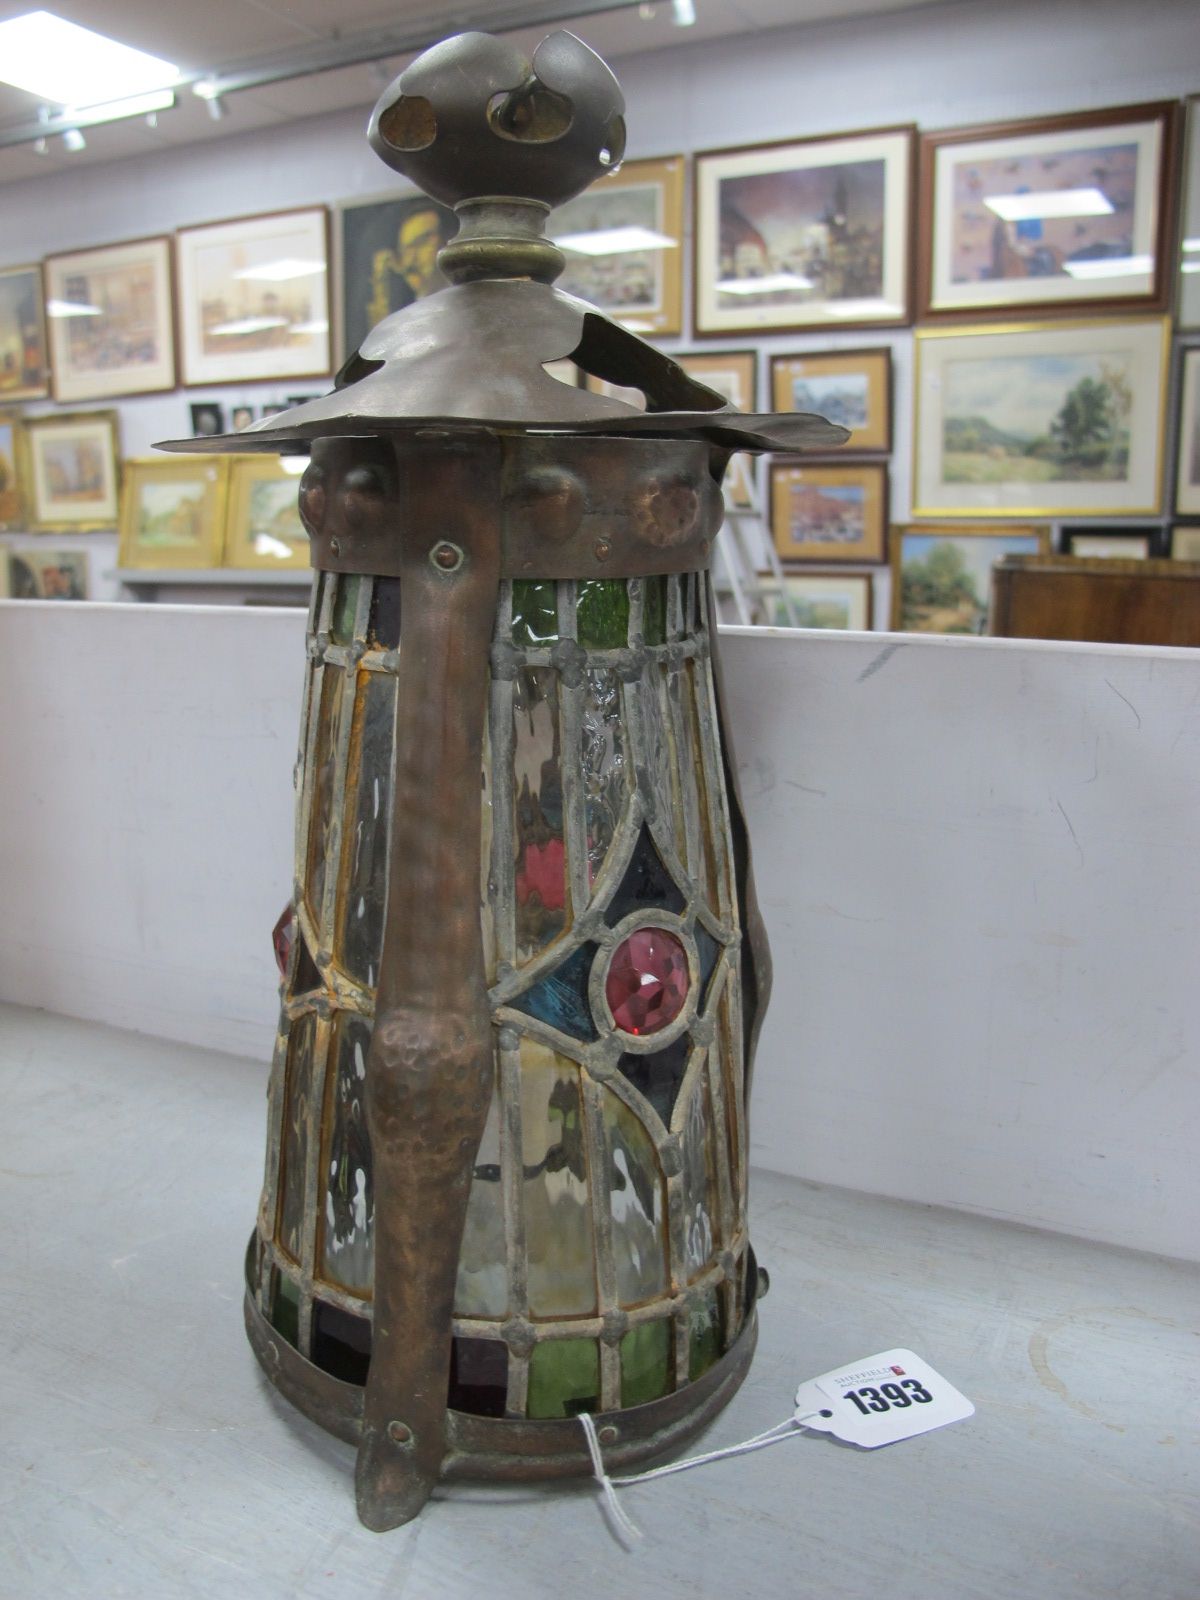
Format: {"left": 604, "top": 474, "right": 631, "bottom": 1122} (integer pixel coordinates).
{"left": 270, "top": 1269, "right": 301, "bottom": 1348}
{"left": 320, "top": 1012, "right": 374, "bottom": 1294}
{"left": 620, "top": 1319, "right": 672, "bottom": 1408}
{"left": 603, "top": 1089, "right": 667, "bottom": 1307}
{"left": 688, "top": 1287, "right": 724, "bottom": 1382}
{"left": 338, "top": 669, "right": 397, "bottom": 988}
{"left": 512, "top": 579, "right": 559, "bottom": 647}
{"left": 454, "top": 1079, "right": 508, "bottom": 1317}
{"left": 520, "top": 1040, "right": 596, "bottom": 1317}
{"left": 305, "top": 665, "right": 346, "bottom": 932}
{"left": 278, "top": 1012, "right": 317, "bottom": 1262}
{"left": 527, "top": 1337, "right": 600, "bottom": 1419}
{"left": 331, "top": 574, "right": 362, "bottom": 643}
{"left": 577, "top": 578, "right": 629, "bottom": 649}
{"left": 643, "top": 576, "right": 667, "bottom": 646}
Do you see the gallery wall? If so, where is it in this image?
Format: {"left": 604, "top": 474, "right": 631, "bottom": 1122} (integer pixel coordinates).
{"left": 1, "top": 0, "right": 1198, "bottom": 614}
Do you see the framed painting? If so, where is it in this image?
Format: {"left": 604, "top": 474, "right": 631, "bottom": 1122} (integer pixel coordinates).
{"left": 770, "top": 460, "right": 888, "bottom": 564}
{"left": 1060, "top": 525, "right": 1163, "bottom": 559}
{"left": 7, "top": 547, "right": 89, "bottom": 599}
{"left": 0, "top": 411, "right": 23, "bottom": 528}
{"left": 43, "top": 235, "right": 175, "bottom": 401}
{"left": 770, "top": 347, "right": 891, "bottom": 451}
{"left": 675, "top": 349, "right": 757, "bottom": 505}
{"left": 913, "top": 318, "right": 1168, "bottom": 518}
{"left": 693, "top": 127, "right": 913, "bottom": 336}
{"left": 335, "top": 191, "right": 458, "bottom": 363}
{"left": 1180, "top": 97, "right": 1200, "bottom": 329}
{"left": 23, "top": 410, "right": 120, "bottom": 530}
{"left": 551, "top": 154, "right": 684, "bottom": 336}
{"left": 920, "top": 103, "right": 1178, "bottom": 319}
{"left": 1176, "top": 347, "right": 1200, "bottom": 516}
{"left": 176, "top": 207, "right": 331, "bottom": 386}
{"left": 224, "top": 456, "right": 308, "bottom": 570}
{"left": 890, "top": 524, "right": 1048, "bottom": 633}
{"left": 0, "top": 264, "right": 49, "bottom": 399}
{"left": 118, "top": 457, "right": 228, "bottom": 570}
{"left": 1170, "top": 525, "right": 1200, "bottom": 560}
{"left": 772, "top": 572, "right": 873, "bottom": 630}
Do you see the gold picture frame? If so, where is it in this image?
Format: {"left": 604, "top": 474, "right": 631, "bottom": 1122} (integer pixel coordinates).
{"left": 23, "top": 409, "right": 120, "bottom": 531}
{"left": 890, "top": 523, "right": 1049, "bottom": 633}
{"left": 0, "top": 264, "right": 49, "bottom": 400}
{"left": 224, "top": 456, "right": 309, "bottom": 569}
{"left": 770, "top": 460, "right": 888, "bottom": 564}
{"left": 0, "top": 409, "right": 24, "bottom": 529}
{"left": 1176, "top": 346, "right": 1200, "bottom": 516}
{"left": 770, "top": 347, "right": 891, "bottom": 452}
{"left": 118, "top": 457, "right": 228, "bottom": 570}
{"left": 552, "top": 154, "right": 685, "bottom": 337}
{"left": 675, "top": 349, "right": 758, "bottom": 506}
{"left": 912, "top": 317, "right": 1169, "bottom": 518}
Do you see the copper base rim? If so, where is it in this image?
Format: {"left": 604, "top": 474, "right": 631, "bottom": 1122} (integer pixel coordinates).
{"left": 243, "top": 1250, "right": 759, "bottom": 1481}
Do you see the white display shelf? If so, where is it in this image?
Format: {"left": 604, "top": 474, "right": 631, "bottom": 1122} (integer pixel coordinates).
{"left": 117, "top": 568, "right": 312, "bottom": 587}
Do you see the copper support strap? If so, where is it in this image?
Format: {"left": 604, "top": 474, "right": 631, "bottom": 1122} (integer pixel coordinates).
{"left": 354, "top": 433, "right": 503, "bottom": 1531}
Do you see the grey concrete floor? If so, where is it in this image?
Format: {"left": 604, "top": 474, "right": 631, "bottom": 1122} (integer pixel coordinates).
{"left": 1, "top": 1002, "right": 1196, "bottom": 1600}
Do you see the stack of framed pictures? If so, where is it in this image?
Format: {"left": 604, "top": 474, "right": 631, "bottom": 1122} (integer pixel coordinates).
{"left": 118, "top": 455, "right": 307, "bottom": 573}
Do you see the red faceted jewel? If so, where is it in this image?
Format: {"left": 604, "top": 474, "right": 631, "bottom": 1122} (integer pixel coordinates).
{"left": 272, "top": 903, "right": 296, "bottom": 977}
{"left": 605, "top": 927, "right": 690, "bottom": 1037}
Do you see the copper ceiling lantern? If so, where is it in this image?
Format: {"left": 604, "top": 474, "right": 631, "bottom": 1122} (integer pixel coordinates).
{"left": 162, "top": 27, "right": 844, "bottom": 1531}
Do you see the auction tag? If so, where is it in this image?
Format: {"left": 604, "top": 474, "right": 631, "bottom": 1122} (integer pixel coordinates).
{"left": 794, "top": 1348, "right": 973, "bottom": 1449}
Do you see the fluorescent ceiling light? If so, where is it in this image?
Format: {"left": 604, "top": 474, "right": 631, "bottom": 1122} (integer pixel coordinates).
{"left": 716, "top": 272, "right": 813, "bottom": 295}
{"left": 0, "top": 11, "right": 179, "bottom": 107}
{"left": 553, "top": 225, "right": 677, "bottom": 256}
{"left": 1062, "top": 254, "right": 1151, "bottom": 280}
{"left": 1181, "top": 262, "right": 1200, "bottom": 275}
{"left": 672, "top": 0, "right": 696, "bottom": 23}
{"left": 209, "top": 316, "right": 289, "bottom": 337}
{"left": 288, "top": 320, "right": 329, "bottom": 336}
{"left": 983, "top": 187, "right": 1114, "bottom": 222}
{"left": 234, "top": 259, "right": 327, "bottom": 283}
{"left": 60, "top": 127, "right": 85, "bottom": 152}
{"left": 1182, "top": 237, "right": 1200, "bottom": 254}
{"left": 63, "top": 89, "right": 176, "bottom": 122}
{"left": 46, "top": 298, "right": 101, "bottom": 318}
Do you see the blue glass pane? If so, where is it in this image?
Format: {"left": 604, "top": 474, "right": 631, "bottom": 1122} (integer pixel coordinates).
{"left": 510, "top": 941, "right": 599, "bottom": 1041}
{"left": 616, "top": 1034, "right": 691, "bottom": 1126}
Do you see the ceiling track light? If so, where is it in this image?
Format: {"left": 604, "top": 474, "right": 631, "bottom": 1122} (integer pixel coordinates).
{"left": 206, "top": 94, "right": 227, "bottom": 122}
{"left": 61, "top": 127, "right": 86, "bottom": 152}
{"left": 672, "top": 0, "right": 696, "bottom": 24}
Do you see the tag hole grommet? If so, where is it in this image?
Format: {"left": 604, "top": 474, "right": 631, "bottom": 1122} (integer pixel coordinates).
{"left": 431, "top": 540, "right": 464, "bottom": 572}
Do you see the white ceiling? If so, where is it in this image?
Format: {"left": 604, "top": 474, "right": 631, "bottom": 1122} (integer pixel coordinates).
{"left": 0, "top": 0, "right": 944, "bottom": 185}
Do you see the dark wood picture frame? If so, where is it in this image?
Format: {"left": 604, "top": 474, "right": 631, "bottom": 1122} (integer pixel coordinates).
{"left": 693, "top": 125, "right": 915, "bottom": 338}
{"left": 918, "top": 101, "right": 1181, "bottom": 322}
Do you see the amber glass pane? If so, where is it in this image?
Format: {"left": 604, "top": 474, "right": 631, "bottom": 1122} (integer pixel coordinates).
{"left": 455, "top": 1080, "right": 507, "bottom": 1317}
{"left": 576, "top": 578, "right": 629, "bottom": 649}
{"left": 449, "top": 1336, "right": 508, "bottom": 1418}
{"left": 620, "top": 1319, "right": 672, "bottom": 1408}
{"left": 604, "top": 1090, "right": 667, "bottom": 1306}
{"left": 679, "top": 1064, "right": 718, "bottom": 1281}
{"left": 688, "top": 1286, "right": 724, "bottom": 1381}
{"left": 312, "top": 1299, "right": 371, "bottom": 1385}
{"left": 527, "top": 1337, "right": 600, "bottom": 1419}
{"left": 520, "top": 1040, "right": 596, "bottom": 1318}
{"left": 305, "top": 666, "right": 346, "bottom": 933}
{"left": 337, "top": 670, "right": 396, "bottom": 987}
{"left": 511, "top": 579, "right": 558, "bottom": 647}
{"left": 368, "top": 576, "right": 401, "bottom": 649}
{"left": 330, "top": 574, "right": 361, "bottom": 643}
{"left": 320, "top": 1011, "right": 374, "bottom": 1294}
{"left": 278, "top": 1012, "right": 317, "bottom": 1262}
{"left": 513, "top": 666, "right": 566, "bottom": 963}
{"left": 581, "top": 667, "right": 627, "bottom": 893}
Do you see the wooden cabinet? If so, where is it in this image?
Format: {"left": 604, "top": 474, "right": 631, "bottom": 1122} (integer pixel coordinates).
{"left": 991, "top": 556, "right": 1200, "bottom": 646}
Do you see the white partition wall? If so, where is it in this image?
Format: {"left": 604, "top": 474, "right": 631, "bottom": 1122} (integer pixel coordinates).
{"left": 1, "top": 601, "right": 1197, "bottom": 1260}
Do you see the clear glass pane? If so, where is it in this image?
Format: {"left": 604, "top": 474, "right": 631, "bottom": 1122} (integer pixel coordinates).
{"left": 305, "top": 665, "right": 346, "bottom": 934}
{"left": 320, "top": 1011, "right": 374, "bottom": 1294}
{"left": 581, "top": 666, "right": 628, "bottom": 894}
{"left": 668, "top": 662, "right": 705, "bottom": 888}
{"left": 527, "top": 1337, "right": 600, "bottom": 1418}
{"left": 679, "top": 1062, "right": 718, "bottom": 1282}
{"left": 338, "top": 670, "right": 396, "bottom": 988}
{"left": 513, "top": 666, "right": 566, "bottom": 964}
{"left": 604, "top": 1089, "right": 667, "bottom": 1307}
{"left": 278, "top": 1011, "right": 317, "bottom": 1263}
{"left": 637, "top": 659, "right": 675, "bottom": 847}
{"left": 520, "top": 1039, "right": 596, "bottom": 1318}
{"left": 480, "top": 694, "right": 496, "bottom": 982}
{"left": 687, "top": 659, "right": 722, "bottom": 911}
{"left": 454, "top": 1078, "right": 507, "bottom": 1317}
